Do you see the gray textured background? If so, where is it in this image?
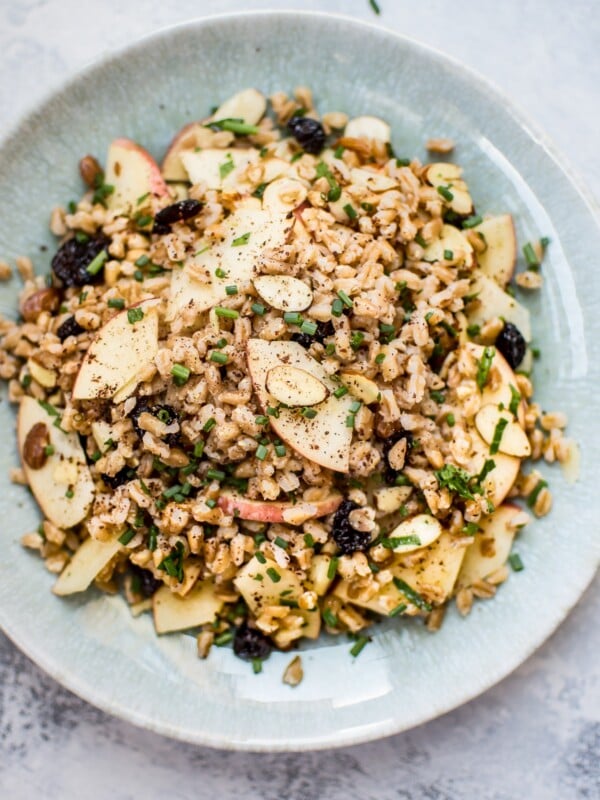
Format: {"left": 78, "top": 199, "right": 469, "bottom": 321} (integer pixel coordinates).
{"left": 0, "top": 1, "right": 598, "bottom": 798}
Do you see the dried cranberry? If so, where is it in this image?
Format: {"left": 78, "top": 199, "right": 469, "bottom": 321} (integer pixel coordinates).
{"left": 51, "top": 233, "right": 110, "bottom": 287}
{"left": 291, "top": 320, "right": 335, "bottom": 349}
{"left": 129, "top": 565, "right": 161, "bottom": 597}
{"left": 495, "top": 322, "right": 526, "bottom": 369}
{"left": 100, "top": 467, "right": 134, "bottom": 489}
{"left": 233, "top": 622, "right": 272, "bottom": 661}
{"left": 382, "top": 430, "right": 413, "bottom": 484}
{"left": 153, "top": 199, "right": 203, "bottom": 234}
{"left": 130, "top": 399, "right": 181, "bottom": 447}
{"left": 287, "top": 116, "right": 326, "bottom": 155}
{"left": 56, "top": 315, "right": 85, "bottom": 341}
{"left": 332, "top": 499, "right": 371, "bottom": 555}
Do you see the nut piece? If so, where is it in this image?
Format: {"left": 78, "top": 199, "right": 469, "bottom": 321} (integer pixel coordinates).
{"left": 426, "top": 137, "right": 455, "bottom": 154}
{"left": 266, "top": 364, "right": 328, "bottom": 407}
{"left": 282, "top": 655, "right": 303, "bottom": 687}
{"left": 22, "top": 422, "right": 50, "bottom": 470}
{"left": 79, "top": 155, "right": 103, "bottom": 188}
{"left": 20, "top": 288, "right": 61, "bottom": 322}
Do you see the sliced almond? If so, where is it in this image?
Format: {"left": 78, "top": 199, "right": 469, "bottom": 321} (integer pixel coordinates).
{"left": 387, "top": 514, "right": 442, "bottom": 554}
{"left": 253, "top": 275, "right": 313, "bottom": 311}
{"left": 422, "top": 224, "right": 474, "bottom": 267}
{"left": 475, "top": 404, "right": 531, "bottom": 457}
{"left": 345, "top": 115, "right": 391, "bottom": 143}
{"left": 266, "top": 365, "right": 328, "bottom": 407}
{"left": 262, "top": 178, "right": 307, "bottom": 212}
{"left": 426, "top": 163, "right": 473, "bottom": 216}
{"left": 374, "top": 486, "right": 412, "bottom": 514}
{"left": 349, "top": 167, "right": 398, "bottom": 192}
{"left": 340, "top": 372, "right": 380, "bottom": 404}
{"left": 27, "top": 358, "right": 57, "bottom": 388}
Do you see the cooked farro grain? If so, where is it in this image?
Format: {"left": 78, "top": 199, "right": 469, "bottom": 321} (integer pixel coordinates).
{"left": 0, "top": 87, "right": 570, "bottom": 673}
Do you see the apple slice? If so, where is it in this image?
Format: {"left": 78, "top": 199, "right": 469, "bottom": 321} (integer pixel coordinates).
{"left": 426, "top": 163, "right": 473, "bottom": 216}
{"left": 266, "top": 365, "right": 328, "bottom": 407}
{"left": 467, "top": 429, "right": 520, "bottom": 508}
{"left": 457, "top": 503, "right": 523, "bottom": 588}
{"left": 153, "top": 581, "right": 223, "bottom": 634}
{"left": 464, "top": 342, "right": 526, "bottom": 427}
{"left": 392, "top": 532, "right": 467, "bottom": 605}
{"left": 210, "top": 88, "right": 266, "bottom": 126}
{"left": 72, "top": 299, "right": 159, "bottom": 400}
{"left": 473, "top": 215, "right": 517, "bottom": 287}
{"left": 374, "top": 486, "right": 412, "bottom": 514}
{"left": 161, "top": 122, "right": 216, "bottom": 181}
{"left": 105, "top": 138, "right": 169, "bottom": 215}
{"left": 246, "top": 339, "right": 355, "bottom": 472}
{"left": 339, "top": 372, "right": 380, "bottom": 404}
{"left": 253, "top": 275, "right": 313, "bottom": 311}
{"left": 167, "top": 201, "right": 293, "bottom": 321}
{"left": 18, "top": 396, "right": 94, "bottom": 529}
{"left": 307, "top": 554, "right": 335, "bottom": 596}
{"left": 423, "top": 223, "right": 474, "bottom": 267}
{"left": 386, "top": 514, "right": 442, "bottom": 554}
{"left": 217, "top": 491, "right": 342, "bottom": 523}
{"left": 349, "top": 167, "right": 398, "bottom": 192}
{"left": 180, "top": 148, "right": 259, "bottom": 191}
{"left": 53, "top": 534, "right": 122, "bottom": 596}
{"left": 467, "top": 273, "right": 531, "bottom": 341}
{"left": 475, "top": 404, "right": 531, "bottom": 458}
{"left": 344, "top": 115, "right": 391, "bottom": 143}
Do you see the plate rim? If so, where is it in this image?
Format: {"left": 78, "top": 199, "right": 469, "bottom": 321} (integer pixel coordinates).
{"left": 0, "top": 9, "right": 598, "bottom": 752}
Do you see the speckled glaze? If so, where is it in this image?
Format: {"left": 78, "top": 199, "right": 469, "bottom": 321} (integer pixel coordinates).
{"left": 0, "top": 12, "right": 598, "bottom": 752}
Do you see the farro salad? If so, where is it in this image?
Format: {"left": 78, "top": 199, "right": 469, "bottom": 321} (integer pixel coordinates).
{"left": 0, "top": 87, "right": 576, "bottom": 675}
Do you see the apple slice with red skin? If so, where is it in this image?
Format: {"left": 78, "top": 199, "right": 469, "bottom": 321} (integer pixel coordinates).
{"left": 217, "top": 491, "right": 342, "bottom": 523}
{"left": 105, "top": 138, "right": 169, "bottom": 214}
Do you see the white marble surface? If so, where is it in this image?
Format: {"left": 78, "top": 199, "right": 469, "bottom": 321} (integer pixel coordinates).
{"left": 0, "top": 1, "right": 598, "bottom": 797}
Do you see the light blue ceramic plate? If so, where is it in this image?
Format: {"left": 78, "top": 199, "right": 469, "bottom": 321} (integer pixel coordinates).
{"left": 0, "top": 12, "right": 598, "bottom": 751}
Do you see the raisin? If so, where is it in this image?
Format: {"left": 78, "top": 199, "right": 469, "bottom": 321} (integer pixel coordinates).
{"left": 495, "top": 322, "right": 526, "bottom": 369}
{"left": 51, "top": 233, "right": 110, "bottom": 287}
{"left": 130, "top": 399, "right": 181, "bottom": 447}
{"left": 290, "top": 320, "right": 335, "bottom": 349}
{"left": 100, "top": 467, "right": 134, "bottom": 489}
{"left": 153, "top": 199, "right": 203, "bottom": 234}
{"left": 233, "top": 622, "right": 272, "bottom": 661}
{"left": 287, "top": 116, "right": 326, "bottom": 155}
{"left": 129, "top": 564, "right": 161, "bottom": 597}
{"left": 56, "top": 315, "right": 85, "bottom": 341}
{"left": 381, "top": 430, "right": 413, "bottom": 484}
{"left": 332, "top": 499, "right": 371, "bottom": 555}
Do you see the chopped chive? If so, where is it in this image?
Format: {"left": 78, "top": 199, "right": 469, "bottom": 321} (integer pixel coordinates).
{"left": 214, "top": 630, "right": 234, "bottom": 646}
{"left": 252, "top": 182, "right": 267, "bottom": 199}
{"left": 118, "top": 528, "right": 136, "bottom": 545}
{"left": 251, "top": 302, "right": 266, "bottom": 316}
{"left": 303, "top": 533, "right": 315, "bottom": 548}
{"left": 462, "top": 214, "right": 483, "bottom": 229}
{"left": 508, "top": 384, "right": 521, "bottom": 416}
{"left": 476, "top": 346, "right": 495, "bottom": 390}
{"left": 331, "top": 298, "right": 344, "bottom": 317}
{"left": 446, "top": 413, "right": 455, "bottom": 427}
{"left": 266, "top": 567, "right": 281, "bottom": 583}
{"left": 127, "top": 307, "right": 144, "bottom": 324}
{"left": 414, "top": 233, "right": 427, "bottom": 248}
{"left": 325, "top": 343, "right": 336, "bottom": 356}
{"left": 232, "top": 232, "right": 251, "bottom": 247}
{"left": 75, "top": 231, "right": 89, "bottom": 243}
{"left": 301, "top": 407, "right": 318, "bottom": 419}
{"left": 206, "top": 468, "right": 225, "bottom": 481}
{"left": 133, "top": 269, "right": 144, "bottom": 282}
{"left": 333, "top": 386, "right": 348, "bottom": 398}
{"left": 219, "top": 153, "right": 235, "bottom": 179}
{"left": 350, "top": 635, "right": 369, "bottom": 657}
{"left": 252, "top": 659, "right": 263, "bottom": 674}
{"left": 43, "top": 444, "right": 55, "bottom": 456}
{"left": 108, "top": 297, "right": 125, "bottom": 309}
{"left": 193, "top": 441, "right": 205, "bottom": 458}
{"left": 86, "top": 249, "right": 108, "bottom": 275}
{"left": 255, "top": 443, "right": 268, "bottom": 461}
{"left": 350, "top": 331, "right": 365, "bottom": 350}
{"left": 393, "top": 577, "right": 432, "bottom": 611}
{"left": 20, "top": 374, "right": 32, "bottom": 389}
{"left": 349, "top": 400, "right": 361, "bottom": 413}
{"left": 466, "top": 323, "right": 481, "bottom": 337}
{"left": 388, "top": 602, "right": 407, "bottom": 618}
{"left": 430, "top": 390, "right": 445, "bottom": 404}
{"left": 523, "top": 242, "right": 540, "bottom": 269}
{"left": 381, "top": 535, "right": 421, "bottom": 549}
{"left": 171, "top": 363, "right": 191, "bottom": 384}
{"left": 205, "top": 498, "right": 217, "bottom": 509}
{"left": 274, "top": 536, "right": 288, "bottom": 550}
{"left": 540, "top": 236, "right": 550, "bottom": 248}
{"left": 135, "top": 214, "right": 153, "bottom": 228}
{"left": 462, "top": 522, "right": 479, "bottom": 536}
{"left": 203, "top": 417, "right": 216, "bottom": 432}
{"left": 343, "top": 203, "right": 357, "bottom": 220}
{"left": 327, "top": 557, "right": 339, "bottom": 580}
{"left": 210, "top": 118, "right": 259, "bottom": 135}
{"left": 334, "top": 145, "right": 345, "bottom": 158}
{"left": 215, "top": 268, "right": 228, "bottom": 279}
{"left": 345, "top": 414, "right": 356, "bottom": 428}
{"left": 443, "top": 249, "right": 454, "bottom": 260}
{"left": 90, "top": 450, "right": 101, "bottom": 462}
{"left": 527, "top": 479, "right": 548, "bottom": 508}
{"left": 490, "top": 417, "right": 509, "bottom": 455}
{"left": 274, "top": 443, "right": 286, "bottom": 457}
{"left": 290, "top": 151, "right": 304, "bottom": 163}
{"left": 147, "top": 526, "right": 158, "bottom": 551}
{"left": 375, "top": 352, "right": 386, "bottom": 364}
{"left": 300, "top": 319, "right": 317, "bottom": 336}
{"left": 283, "top": 311, "right": 303, "bottom": 326}
{"left": 322, "top": 608, "right": 338, "bottom": 628}
{"left": 79, "top": 291, "right": 88, "bottom": 304}
{"left": 225, "top": 284, "right": 238, "bottom": 296}
{"left": 135, "top": 254, "right": 150, "bottom": 267}
{"left": 210, "top": 351, "right": 228, "bottom": 365}
{"left": 267, "top": 406, "right": 280, "bottom": 418}
{"left": 509, "top": 553, "right": 525, "bottom": 572}
{"left": 65, "top": 488, "right": 75, "bottom": 499}
{"left": 255, "top": 552, "right": 267, "bottom": 565}
{"left": 255, "top": 415, "right": 269, "bottom": 426}
{"left": 361, "top": 202, "right": 374, "bottom": 212}
{"left": 437, "top": 185, "right": 454, "bottom": 202}
{"left": 337, "top": 289, "right": 353, "bottom": 308}
{"left": 396, "top": 157, "right": 410, "bottom": 167}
